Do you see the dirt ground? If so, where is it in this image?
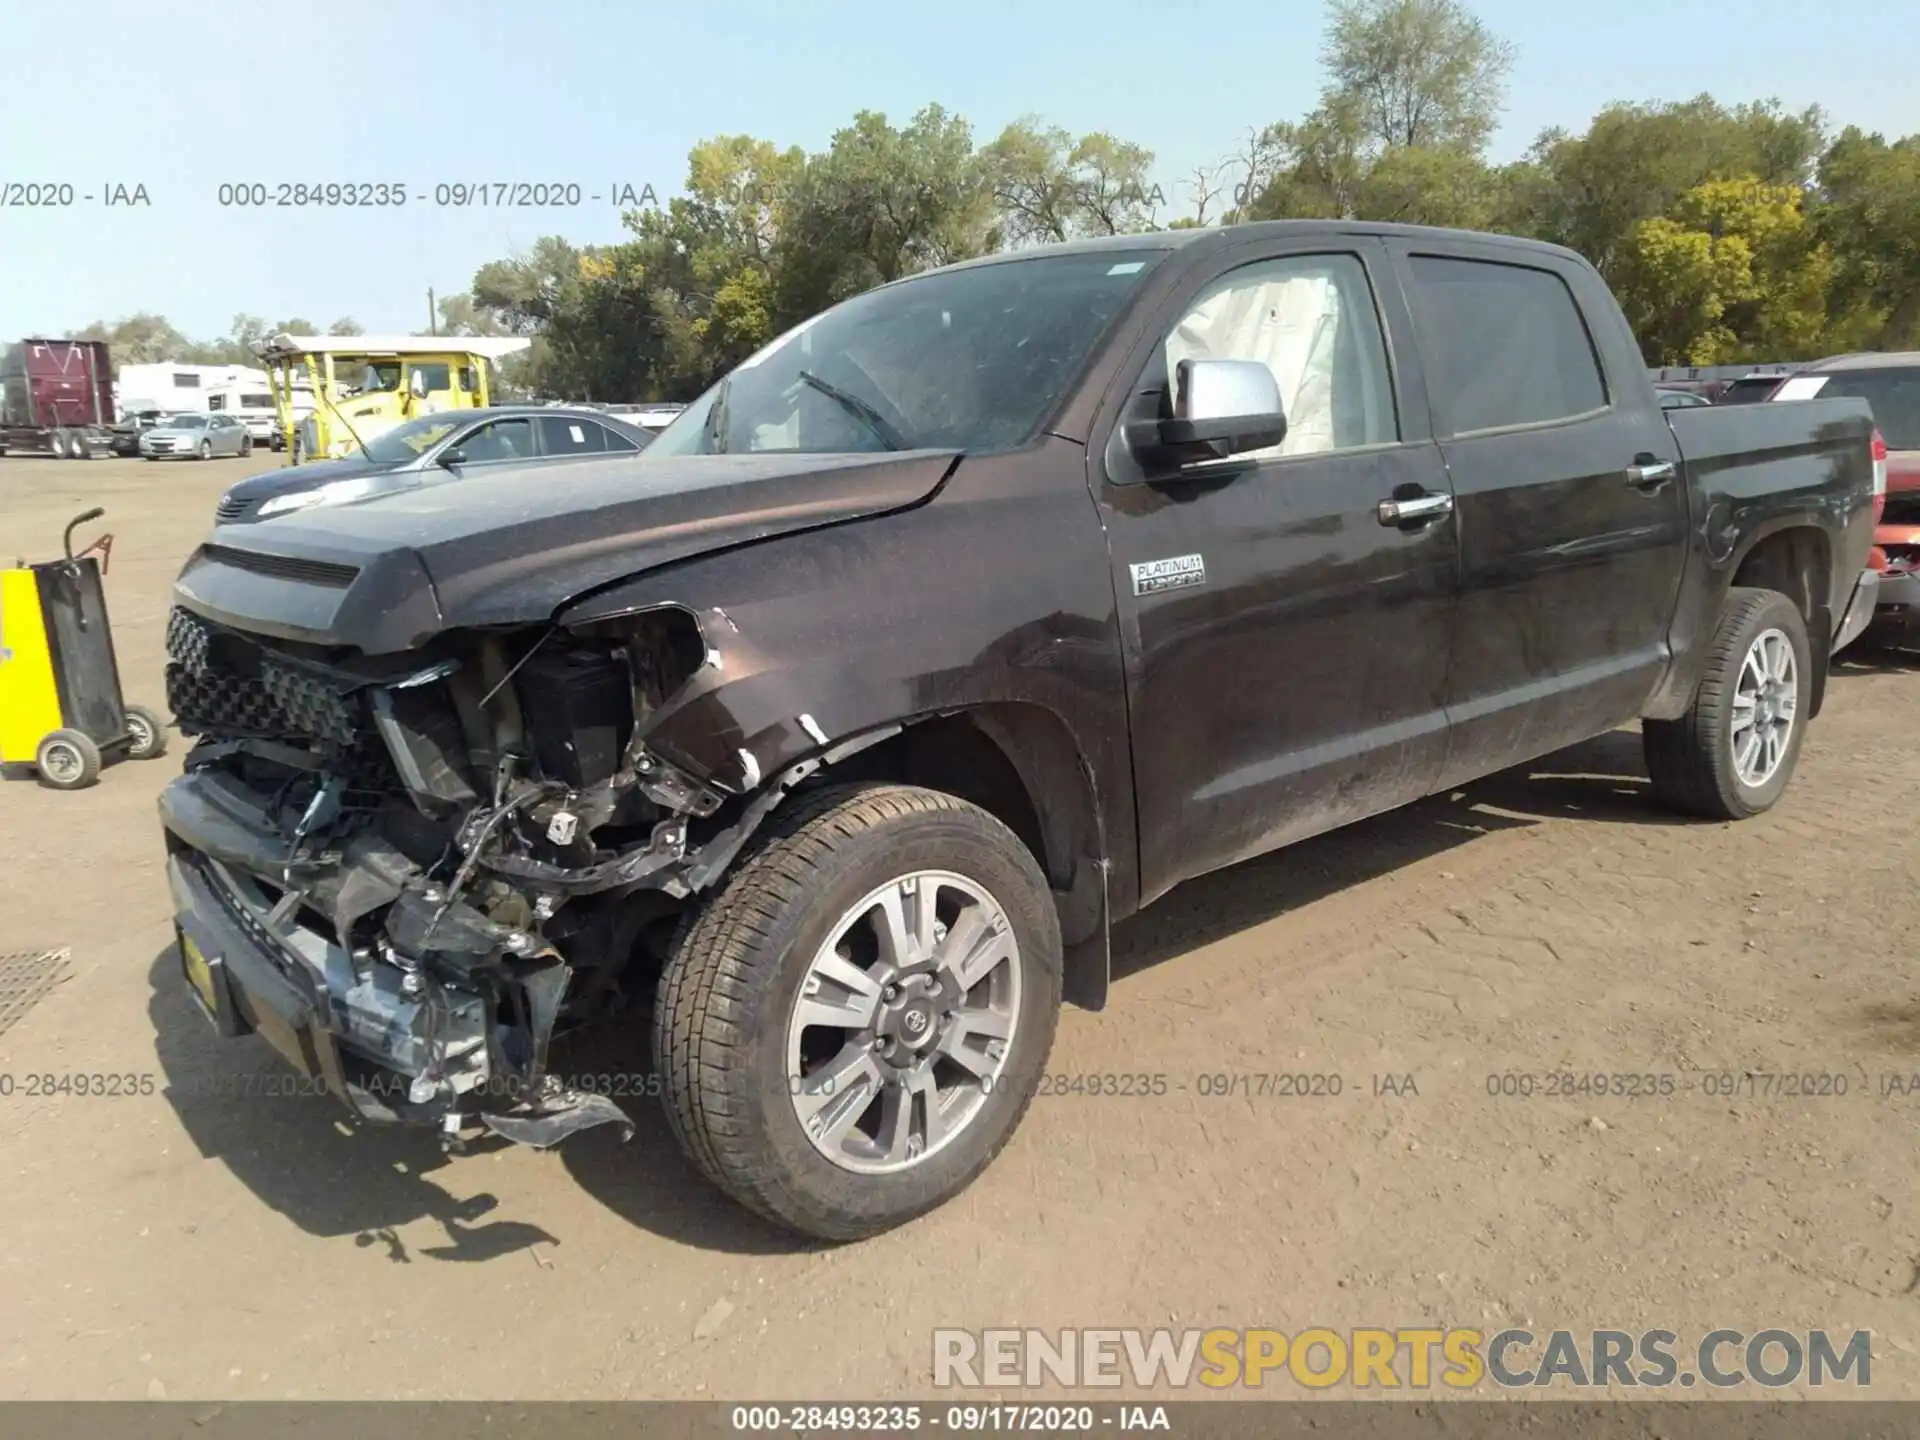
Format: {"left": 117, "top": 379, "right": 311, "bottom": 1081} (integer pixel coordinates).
{"left": 0, "top": 454, "right": 1916, "bottom": 1403}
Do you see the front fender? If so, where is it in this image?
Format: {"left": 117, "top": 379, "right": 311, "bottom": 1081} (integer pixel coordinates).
{"left": 555, "top": 446, "right": 1142, "bottom": 923}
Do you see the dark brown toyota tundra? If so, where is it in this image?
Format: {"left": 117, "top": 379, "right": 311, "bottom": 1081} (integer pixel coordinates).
{"left": 158, "top": 222, "right": 1881, "bottom": 1239}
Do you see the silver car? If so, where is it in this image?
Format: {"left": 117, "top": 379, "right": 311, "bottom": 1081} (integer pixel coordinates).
{"left": 140, "top": 412, "right": 253, "bottom": 460}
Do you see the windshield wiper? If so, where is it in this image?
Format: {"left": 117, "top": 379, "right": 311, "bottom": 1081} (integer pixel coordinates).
{"left": 796, "top": 370, "right": 909, "bottom": 451}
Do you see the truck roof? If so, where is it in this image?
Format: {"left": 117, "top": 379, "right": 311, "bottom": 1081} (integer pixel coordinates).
{"left": 1805, "top": 351, "right": 1920, "bottom": 372}
{"left": 251, "top": 333, "right": 532, "bottom": 362}
{"left": 921, "top": 220, "right": 1591, "bottom": 279}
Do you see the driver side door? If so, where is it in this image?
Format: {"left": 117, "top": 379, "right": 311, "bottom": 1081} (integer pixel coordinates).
{"left": 1091, "top": 238, "right": 1460, "bottom": 905}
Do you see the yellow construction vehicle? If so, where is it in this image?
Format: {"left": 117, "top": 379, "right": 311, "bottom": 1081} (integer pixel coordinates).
{"left": 251, "top": 333, "right": 532, "bottom": 464}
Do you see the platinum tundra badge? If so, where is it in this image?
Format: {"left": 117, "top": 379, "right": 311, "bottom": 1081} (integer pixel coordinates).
{"left": 1130, "top": 553, "right": 1207, "bottom": 595}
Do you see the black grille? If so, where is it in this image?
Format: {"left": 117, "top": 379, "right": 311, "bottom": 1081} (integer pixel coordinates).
{"left": 165, "top": 608, "right": 368, "bottom": 756}
{"left": 214, "top": 493, "right": 256, "bottom": 523}
{"left": 1882, "top": 492, "right": 1920, "bottom": 527}
{"left": 196, "top": 544, "right": 358, "bottom": 588}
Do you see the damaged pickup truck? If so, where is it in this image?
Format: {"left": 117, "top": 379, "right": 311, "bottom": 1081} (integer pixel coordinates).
{"left": 160, "top": 222, "right": 1881, "bottom": 1240}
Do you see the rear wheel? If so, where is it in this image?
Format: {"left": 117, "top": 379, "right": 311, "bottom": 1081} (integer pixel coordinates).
{"left": 48, "top": 429, "right": 68, "bottom": 460}
{"left": 124, "top": 704, "right": 168, "bottom": 760}
{"left": 654, "top": 783, "right": 1062, "bottom": 1240}
{"left": 71, "top": 433, "right": 91, "bottom": 460}
{"left": 1645, "top": 587, "right": 1811, "bottom": 820}
{"left": 239, "top": 435, "right": 252, "bottom": 456}
{"left": 36, "top": 729, "right": 102, "bottom": 790}
{"left": 198, "top": 439, "right": 212, "bottom": 460}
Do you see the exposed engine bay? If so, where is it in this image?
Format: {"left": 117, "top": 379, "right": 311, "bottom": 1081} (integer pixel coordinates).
{"left": 159, "top": 601, "right": 821, "bottom": 1149}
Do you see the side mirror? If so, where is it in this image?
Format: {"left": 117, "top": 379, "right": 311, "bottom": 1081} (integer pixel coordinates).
{"left": 438, "top": 447, "right": 467, "bottom": 468}
{"left": 410, "top": 371, "right": 430, "bottom": 399}
{"left": 1125, "top": 358, "right": 1288, "bottom": 471}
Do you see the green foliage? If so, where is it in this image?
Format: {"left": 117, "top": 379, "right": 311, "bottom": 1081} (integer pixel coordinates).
{"left": 1323, "top": 0, "right": 1517, "bottom": 152}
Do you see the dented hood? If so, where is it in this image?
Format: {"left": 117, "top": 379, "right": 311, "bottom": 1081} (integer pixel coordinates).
{"left": 172, "top": 448, "right": 959, "bottom": 653}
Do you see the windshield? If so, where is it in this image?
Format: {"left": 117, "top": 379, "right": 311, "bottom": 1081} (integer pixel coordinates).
{"left": 1798, "top": 367, "right": 1920, "bottom": 450}
{"left": 168, "top": 414, "right": 208, "bottom": 429}
{"left": 359, "top": 413, "right": 465, "bottom": 463}
{"left": 354, "top": 362, "right": 402, "bottom": 393}
{"left": 646, "top": 249, "right": 1166, "bottom": 457}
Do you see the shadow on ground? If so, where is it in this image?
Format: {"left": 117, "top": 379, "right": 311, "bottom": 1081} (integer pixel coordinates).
{"left": 1111, "top": 726, "right": 1678, "bottom": 982}
{"left": 146, "top": 726, "right": 1704, "bottom": 1255}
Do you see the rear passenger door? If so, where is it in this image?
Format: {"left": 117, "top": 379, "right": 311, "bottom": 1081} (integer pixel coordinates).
{"left": 1388, "top": 239, "right": 1688, "bottom": 786}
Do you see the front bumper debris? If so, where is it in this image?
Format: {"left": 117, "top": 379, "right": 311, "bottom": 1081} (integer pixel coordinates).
{"left": 159, "top": 768, "right": 635, "bottom": 1148}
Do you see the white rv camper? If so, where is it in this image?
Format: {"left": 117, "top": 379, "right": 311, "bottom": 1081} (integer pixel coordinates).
{"left": 206, "top": 377, "right": 311, "bottom": 447}
{"left": 114, "top": 362, "right": 271, "bottom": 418}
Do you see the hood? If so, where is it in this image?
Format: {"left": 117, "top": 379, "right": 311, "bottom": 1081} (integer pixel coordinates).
{"left": 172, "top": 448, "right": 961, "bottom": 654}
{"left": 223, "top": 455, "right": 397, "bottom": 503}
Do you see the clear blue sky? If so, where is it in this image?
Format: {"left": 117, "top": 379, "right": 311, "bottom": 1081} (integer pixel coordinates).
{"left": 1, "top": 0, "right": 1914, "bottom": 343}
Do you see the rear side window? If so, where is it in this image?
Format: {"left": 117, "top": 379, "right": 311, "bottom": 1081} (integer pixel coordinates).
{"left": 537, "top": 416, "right": 610, "bottom": 454}
{"left": 1408, "top": 256, "right": 1607, "bottom": 434}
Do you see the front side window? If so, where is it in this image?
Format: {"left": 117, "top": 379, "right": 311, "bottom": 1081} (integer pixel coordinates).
{"left": 1407, "top": 255, "right": 1608, "bottom": 434}
{"left": 646, "top": 249, "right": 1166, "bottom": 458}
{"left": 1159, "top": 251, "right": 1397, "bottom": 459}
{"left": 458, "top": 417, "right": 533, "bottom": 463}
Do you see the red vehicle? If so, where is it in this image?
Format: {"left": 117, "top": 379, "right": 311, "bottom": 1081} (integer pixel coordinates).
{"left": 1771, "top": 352, "right": 1920, "bottom": 642}
{"left": 0, "top": 339, "right": 114, "bottom": 459}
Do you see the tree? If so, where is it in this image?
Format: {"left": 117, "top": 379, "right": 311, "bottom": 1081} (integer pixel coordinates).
{"left": 75, "top": 313, "right": 189, "bottom": 365}
{"left": 775, "top": 106, "right": 998, "bottom": 322}
{"left": 1321, "top": 0, "right": 1516, "bottom": 152}
{"left": 1507, "top": 96, "right": 1826, "bottom": 279}
{"left": 1612, "top": 176, "right": 1832, "bottom": 364}
{"left": 1816, "top": 127, "right": 1920, "bottom": 348}
{"left": 981, "top": 121, "right": 1163, "bottom": 241}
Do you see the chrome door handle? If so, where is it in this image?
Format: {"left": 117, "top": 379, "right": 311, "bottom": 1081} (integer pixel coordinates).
{"left": 1378, "top": 492, "right": 1453, "bottom": 525}
{"left": 1626, "top": 460, "right": 1677, "bottom": 487}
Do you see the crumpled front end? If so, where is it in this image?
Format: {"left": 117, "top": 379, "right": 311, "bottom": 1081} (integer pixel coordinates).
{"left": 157, "top": 600, "right": 772, "bottom": 1149}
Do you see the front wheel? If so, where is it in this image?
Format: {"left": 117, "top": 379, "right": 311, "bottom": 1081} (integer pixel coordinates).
{"left": 198, "top": 440, "right": 212, "bottom": 460}
{"left": 654, "top": 784, "right": 1062, "bottom": 1240}
{"left": 48, "top": 429, "right": 68, "bottom": 460}
{"left": 1644, "top": 587, "right": 1812, "bottom": 820}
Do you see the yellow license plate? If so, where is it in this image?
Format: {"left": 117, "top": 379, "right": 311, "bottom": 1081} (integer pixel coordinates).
{"left": 180, "top": 933, "right": 218, "bottom": 1018}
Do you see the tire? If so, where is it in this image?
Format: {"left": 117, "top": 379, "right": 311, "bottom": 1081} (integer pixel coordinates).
{"left": 654, "top": 783, "right": 1062, "bottom": 1241}
{"left": 48, "top": 429, "right": 68, "bottom": 460}
{"left": 198, "top": 440, "right": 212, "bottom": 460}
{"left": 1644, "top": 586, "right": 1811, "bottom": 820}
{"left": 35, "top": 729, "right": 102, "bottom": 790}
{"left": 72, "top": 433, "right": 91, "bottom": 460}
{"left": 123, "top": 704, "right": 168, "bottom": 760}
{"left": 239, "top": 435, "right": 252, "bottom": 457}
